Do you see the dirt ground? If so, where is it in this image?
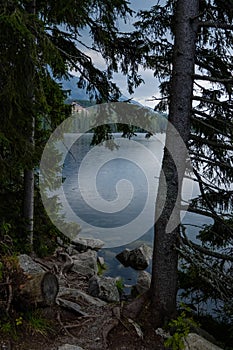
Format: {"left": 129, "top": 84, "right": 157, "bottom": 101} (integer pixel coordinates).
{"left": 0, "top": 303, "right": 165, "bottom": 350}
{"left": 0, "top": 258, "right": 165, "bottom": 350}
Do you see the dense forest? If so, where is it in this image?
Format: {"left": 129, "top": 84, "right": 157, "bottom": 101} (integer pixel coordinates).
{"left": 0, "top": 0, "right": 233, "bottom": 349}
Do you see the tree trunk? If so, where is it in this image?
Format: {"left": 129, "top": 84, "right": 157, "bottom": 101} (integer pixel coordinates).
{"left": 150, "top": 0, "right": 199, "bottom": 326}
{"left": 23, "top": 0, "right": 36, "bottom": 251}
{"left": 19, "top": 272, "right": 59, "bottom": 307}
{"left": 23, "top": 167, "right": 34, "bottom": 249}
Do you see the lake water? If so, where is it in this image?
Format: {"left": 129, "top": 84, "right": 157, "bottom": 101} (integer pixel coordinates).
{"left": 59, "top": 132, "right": 212, "bottom": 289}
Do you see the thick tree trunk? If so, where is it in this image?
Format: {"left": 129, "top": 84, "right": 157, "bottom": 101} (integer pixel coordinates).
{"left": 150, "top": 0, "right": 199, "bottom": 326}
{"left": 19, "top": 272, "right": 59, "bottom": 307}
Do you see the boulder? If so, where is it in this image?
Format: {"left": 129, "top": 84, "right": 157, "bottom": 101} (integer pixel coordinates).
{"left": 71, "top": 237, "right": 105, "bottom": 252}
{"left": 58, "top": 287, "right": 106, "bottom": 307}
{"left": 57, "top": 298, "right": 88, "bottom": 317}
{"left": 115, "top": 249, "right": 131, "bottom": 267}
{"left": 116, "top": 244, "right": 152, "bottom": 270}
{"left": 71, "top": 250, "right": 98, "bottom": 277}
{"left": 18, "top": 254, "right": 44, "bottom": 274}
{"left": 88, "top": 275, "right": 120, "bottom": 302}
{"left": 135, "top": 271, "right": 151, "bottom": 294}
{"left": 184, "top": 333, "right": 223, "bottom": 350}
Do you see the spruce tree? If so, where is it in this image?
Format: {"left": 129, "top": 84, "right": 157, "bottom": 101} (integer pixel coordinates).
{"left": 0, "top": 0, "right": 134, "bottom": 251}
{"left": 128, "top": 0, "right": 233, "bottom": 324}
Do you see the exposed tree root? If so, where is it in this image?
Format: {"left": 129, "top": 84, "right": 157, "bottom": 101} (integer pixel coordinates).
{"left": 122, "top": 290, "right": 151, "bottom": 320}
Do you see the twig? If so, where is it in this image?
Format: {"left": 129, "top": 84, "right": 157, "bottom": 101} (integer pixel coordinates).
{"left": 56, "top": 311, "right": 77, "bottom": 339}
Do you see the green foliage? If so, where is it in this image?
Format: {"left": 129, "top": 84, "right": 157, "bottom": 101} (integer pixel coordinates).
{"left": 164, "top": 305, "right": 199, "bottom": 350}
{"left": 115, "top": 277, "right": 124, "bottom": 295}
{"left": 25, "top": 309, "right": 53, "bottom": 336}
{"left": 0, "top": 313, "right": 21, "bottom": 340}
{"left": 15, "top": 316, "right": 23, "bottom": 327}
{"left": 97, "top": 262, "right": 107, "bottom": 276}
{"left": 0, "top": 310, "right": 53, "bottom": 341}
{"left": 198, "top": 218, "right": 233, "bottom": 249}
{"left": 0, "top": 0, "right": 139, "bottom": 255}
{"left": 131, "top": 0, "right": 233, "bottom": 325}
{"left": 0, "top": 320, "right": 17, "bottom": 339}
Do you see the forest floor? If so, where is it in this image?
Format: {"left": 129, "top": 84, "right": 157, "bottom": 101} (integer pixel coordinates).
{"left": 0, "top": 256, "right": 165, "bottom": 350}
{"left": 1, "top": 305, "right": 165, "bottom": 350}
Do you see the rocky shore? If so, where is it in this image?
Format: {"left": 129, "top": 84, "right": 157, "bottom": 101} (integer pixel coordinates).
{"left": 1, "top": 237, "right": 223, "bottom": 350}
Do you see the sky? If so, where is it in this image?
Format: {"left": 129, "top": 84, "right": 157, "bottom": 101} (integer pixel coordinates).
{"left": 71, "top": 0, "right": 160, "bottom": 108}
{"left": 114, "top": 0, "right": 159, "bottom": 108}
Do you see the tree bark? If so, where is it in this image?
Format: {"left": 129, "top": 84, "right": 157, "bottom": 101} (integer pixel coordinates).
{"left": 150, "top": 0, "right": 199, "bottom": 326}
{"left": 23, "top": 0, "right": 36, "bottom": 251}
{"left": 23, "top": 167, "right": 34, "bottom": 248}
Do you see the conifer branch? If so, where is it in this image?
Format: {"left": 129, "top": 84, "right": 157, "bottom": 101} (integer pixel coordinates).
{"left": 180, "top": 229, "right": 233, "bottom": 262}
{"left": 199, "top": 21, "right": 233, "bottom": 31}
{"left": 190, "top": 152, "right": 233, "bottom": 170}
{"left": 193, "top": 74, "right": 233, "bottom": 84}
{"left": 192, "top": 96, "right": 231, "bottom": 106}
{"left": 190, "top": 134, "right": 233, "bottom": 150}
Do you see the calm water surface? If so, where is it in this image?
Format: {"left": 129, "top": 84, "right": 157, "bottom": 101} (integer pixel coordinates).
{"left": 61, "top": 133, "right": 212, "bottom": 286}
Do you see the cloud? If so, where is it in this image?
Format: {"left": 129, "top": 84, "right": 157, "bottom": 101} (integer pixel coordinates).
{"left": 112, "top": 67, "right": 160, "bottom": 108}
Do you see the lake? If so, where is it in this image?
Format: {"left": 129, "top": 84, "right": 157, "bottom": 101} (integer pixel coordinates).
{"left": 60, "top": 132, "right": 212, "bottom": 288}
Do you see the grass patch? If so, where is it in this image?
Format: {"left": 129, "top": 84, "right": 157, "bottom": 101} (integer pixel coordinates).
{"left": 25, "top": 310, "right": 54, "bottom": 336}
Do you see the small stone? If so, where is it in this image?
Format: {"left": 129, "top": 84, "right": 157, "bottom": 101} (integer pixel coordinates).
{"left": 155, "top": 328, "right": 170, "bottom": 339}
{"left": 58, "top": 345, "right": 85, "bottom": 350}
{"left": 97, "top": 256, "right": 105, "bottom": 267}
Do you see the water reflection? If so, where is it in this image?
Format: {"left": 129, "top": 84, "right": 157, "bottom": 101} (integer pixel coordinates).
{"left": 61, "top": 132, "right": 212, "bottom": 284}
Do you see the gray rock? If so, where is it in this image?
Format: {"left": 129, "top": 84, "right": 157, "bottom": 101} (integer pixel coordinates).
{"left": 116, "top": 244, "right": 152, "bottom": 270}
{"left": 97, "top": 256, "right": 105, "bottom": 268}
{"left": 184, "top": 333, "right": 223, "bottom": 350}
{"left": 18, "top": 254, "right": 44, "bottom": 274}
{"left": 57, "top": 298, "right": 88, "bottom": 316}
{"left": 135, "top": 271, "right": 151, "bottom": 294}
{"left": 58, "top": 345, "right": 85, "bottom": 350}
{"left": 88, "top": 275, "right": 120, "bottom": 302}
{"left": 65, "top": 245, "right": 82, "bottom": 256}
{"left": 155, "top": 328, "right": 170, "bottom": 339}
{"left": 128, "top": 244, "right": 152, "bottom": 270}
{"left": 58, "top": 287, "right": 106, "bottom": 307}
{"left": 71, "top": 237, "right": 105, "bottom": 252}
{"left": 71, "top": 250, "right": 98, "bottom": 277}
